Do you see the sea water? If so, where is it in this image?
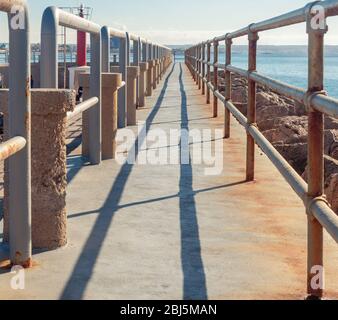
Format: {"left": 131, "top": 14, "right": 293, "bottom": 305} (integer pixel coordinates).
{"left": 174, "top": 52, "right": 338, "bottom": 98}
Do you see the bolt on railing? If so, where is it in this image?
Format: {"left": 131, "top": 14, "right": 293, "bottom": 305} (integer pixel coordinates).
{"left": 0, "top": 0, "right": 32, "bottom": 267}
{"left": 185, "top": 0, "right": 338, "bottom": 299}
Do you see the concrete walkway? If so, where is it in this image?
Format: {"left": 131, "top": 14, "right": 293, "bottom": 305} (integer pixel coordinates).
{"left": 0, "top": 62, "right": 337, "bottom": 300}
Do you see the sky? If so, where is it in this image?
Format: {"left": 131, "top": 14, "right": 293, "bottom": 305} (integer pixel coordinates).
{"left": 2, "top": 0, "right": 338, "bottom": 45}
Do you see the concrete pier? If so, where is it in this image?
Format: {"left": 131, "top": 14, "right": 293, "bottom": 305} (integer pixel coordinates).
{"left": 1, "top": 63, "right": 337, "bottom": 300}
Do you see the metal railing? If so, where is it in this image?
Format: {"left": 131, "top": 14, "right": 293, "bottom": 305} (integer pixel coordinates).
{"left": 40, "top": 6, "right": 102, "bottom": 165}
{"left": 101, "top": 27, "right": 171, "bottom": 128}
{"left": 40, "top": 6, "right": 171, "bottom": 164}
{"left": 0, "top": 0, "right": 32, "bottom": 267}
{"left": 185, "top": 0, "right": 338, "bottom": 299}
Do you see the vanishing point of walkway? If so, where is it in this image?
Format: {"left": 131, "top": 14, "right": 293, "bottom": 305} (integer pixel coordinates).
{"left": 1, "top": 63, "right": 338, "bottom": 300}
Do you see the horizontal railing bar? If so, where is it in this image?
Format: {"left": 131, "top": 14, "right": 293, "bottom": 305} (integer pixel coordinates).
{"left": 207, "top": 82, "right": 215, "bottom": 92}
{"left": 226, "top": 67, "right": 338, "bottom": 118}
{"left": 67, "top": 97, "right": 99, "bottom": 121}
{"left": 215, "top": 63, "right": 225, "bottom": 69}
{"left": 225, "top": 100, "right": 248, "bottom": 127}
{"left": 0, "top": 0, "right": 27, "bottom": 12}
{"left": 311, "top": 200, "right": 338, "bottom": 244}
{"left": 248, "top": 124, "right": 308, "bottom": 203}
{"left": 0, "top": 136, "right": 26, "bottom": 161}
{"left": 215, "top": 92, "right": 309, "bottom": 202}
{"left": 311, "top": 94, "right": 338, "bottom": 119}
{"left": 249, "top": 71, "right": 305, "bottom": 104}
{"left": 215, "top": 1, "right": 338, "bottom": 40}
{"left": 226, "top": 65, "right": 248, "bottom": 78}
{"left": 57, "top": 7, "right": 101, "bottom": 34}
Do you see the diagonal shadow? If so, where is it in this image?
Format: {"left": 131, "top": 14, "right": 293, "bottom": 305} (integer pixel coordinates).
{"left": 60, "top": 63, "right": 177, "bottom": 299}
{"left": 178, "top": 63, "right": 208, "bottom": 300}
{"left": 68, "top": 181, "right": 246, "bottom": 220}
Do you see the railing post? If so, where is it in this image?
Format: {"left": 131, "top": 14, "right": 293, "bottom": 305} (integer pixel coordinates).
{"left": 206, "top": 42, "right": 211, "bottom": 104}
{"left": 306, "top": 4, "right": 327, "bottom": 300}
{"left": 146, "top": 43, "right": 153, "bottom": 97}
{"left": 202, "top": 42, "right": 206, "bottom": 95}
{"left": 7, "top": 4, "right": 32, "bottom": 266}
{"left": 153, "top": 45, "right": 157, "bottom": 90}
{"left": 118, "top": 33, "right": 129, "bottom": 128}
{"left": 198, "top": 44, "right": 201, "bottom": 90}
{"left": 195, "top": 46, "right": 198, "bottom": 83}
{"left": 224, "top": 34, "right": 232, "bottom": 139}
{"left": 246, "top": 28, "right": 258, "bottom": 181}
{"left": 88, "top": 32, "right": 102, "bottom": 165}
{"left": 133, "top": 38, "right": 140, "bottom": 107}
{"left": 213, "top": 39, "right": 219, "bottom": 117}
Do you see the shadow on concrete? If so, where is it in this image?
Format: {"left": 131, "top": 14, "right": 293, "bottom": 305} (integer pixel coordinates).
{"left": 178, "top": 63, "right": 208, "bottom": 300}
{"left": 60, "top": 63, "right": 177, "bottom": 299}
{"left": 67, "top": 135, "right": 82, "bottom": 156}
{"left": 68, "top": 181, "right": 246, "bottom": 220}
{"left": 67, "top": 155, "right": 91, "bottom": 185}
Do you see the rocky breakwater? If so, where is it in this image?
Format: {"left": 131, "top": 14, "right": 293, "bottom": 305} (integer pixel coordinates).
{"left": 217, "top": 72, "right": 338, "bottom": 213}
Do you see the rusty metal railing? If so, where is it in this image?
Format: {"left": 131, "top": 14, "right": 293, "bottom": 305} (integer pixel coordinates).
{"left": 185, "top": 0, "right": 338, "bottom": 299}
{"left": 0, "top": 0, "right": 32, "bottom": 267}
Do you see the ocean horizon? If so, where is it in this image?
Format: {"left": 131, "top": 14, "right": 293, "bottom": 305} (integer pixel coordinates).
{"left": 175, "top": 46, "right": 338, "bottom": 98}
{"left": 1, "top": 45, "right": 338, "bottom": 98}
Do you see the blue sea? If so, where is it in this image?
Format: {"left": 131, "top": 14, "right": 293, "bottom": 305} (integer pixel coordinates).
{"left": 174, "top": 51, "right": 338, "bottom": 98}
{"left": 3, "top": 47, "right": 338, "bottom": 98}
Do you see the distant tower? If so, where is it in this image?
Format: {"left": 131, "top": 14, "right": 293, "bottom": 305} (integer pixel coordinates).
{"left": 77, "top": 3, "right": 87, "bottom": 66}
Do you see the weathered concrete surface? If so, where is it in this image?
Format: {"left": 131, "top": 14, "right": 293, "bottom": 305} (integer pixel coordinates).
{"left": 0, "top": 63, "right": 337, "bottom": 300}
{"left": 127, "top": 66, "right": 140, "bottom": 126}
{"left": 0, "top": 89, "right": 76, "bottom": 250}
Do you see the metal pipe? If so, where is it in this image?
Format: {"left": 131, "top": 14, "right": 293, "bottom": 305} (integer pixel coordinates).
{"left": 306, "top": 6, "right": 326, "bottom": 298}
{"left": 213, "top": 40, "right": 219, "bottom": 117}
{"left": 41, "top": 6, "right": 102, "bottom": 164}
{"left": 0, "top": 136, "right": 26, "bottom": 161}
{"left": 224, "top": 36, "right": 232, "bottom": 138}
{"left": 67, "top": 97, "right": 99, "bottom": 120}
{"left": 311, "top": 200, "right": 338, "bottom": 244}
{"left": 202, "top": 43, "right": 206, "bottom": 95}
{"left": 206, "top": 43, "right": 211, "bottom": 104}
{"left": 249, "top": 71, "right": 305, "bottom": 104}
{"left": 3, "top": 0, "right": 32, "bottom": 267}
{"left": 246, "top": 31, "right": 258, "bottom": 182}
{"left": 118, "top": 32, "right": 129, "bottom": 128}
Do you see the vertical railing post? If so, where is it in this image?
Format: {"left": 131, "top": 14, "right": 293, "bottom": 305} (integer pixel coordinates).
{"left": 246, "top": 27, "right": 258, "bottom": 181}
{"left": 198, "top": 44, "right": 201, "bottom": 90}
{"left": 306, "top": 4, "right": 327, "bottom": 300}
{"left": 195, "top": 46, "right": 198, "bottom": 83}
{"left": 118, "top": 33, "right": 129, "bottom": 128}
{"left": 206, "top": 42, "right": 211, "bottom": 104}
{"left": 8, "top": 4, "right": 32, "bottom": 267}
{"left": 202, "top": 42, "right": 206, "bottom": 95}
{"left": 101, "top": 26, "right": 110, "bottom": 73}
{"left": 213, "top": 39, "right": 219, "bottom": 117}
{"left": 88, "top": 31, "right": 102, "bottom": 165}
{"left": 224, "top": 34, "right": 232, "bottom": 139}
{"left": 133, "top": 38, "right": 140, "bottom": 107}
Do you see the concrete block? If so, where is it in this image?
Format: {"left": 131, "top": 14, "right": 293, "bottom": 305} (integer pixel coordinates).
{"left": 127, "top": 66, "right": 140, "bottom": 126}
{"left": 138, "top": 62, "right": 148, "bottom": 108}
{"left": 0, "top": 89, "right": 76, "bottom": 250}
{"left": 79, "top": 72, "right": 123, "bottom": 160}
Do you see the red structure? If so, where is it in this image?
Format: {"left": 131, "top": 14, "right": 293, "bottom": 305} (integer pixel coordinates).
{"left": 77, "top": 4, "right": 87, "bottom": 66}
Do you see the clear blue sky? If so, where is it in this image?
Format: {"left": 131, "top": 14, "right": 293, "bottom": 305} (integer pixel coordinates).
{"left": 1, "top": 0, "right": 338, "bottom": 45}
